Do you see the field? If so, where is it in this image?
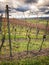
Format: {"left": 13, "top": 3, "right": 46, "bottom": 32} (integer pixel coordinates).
{"left": 0, "top": 18, "right": 49, "bottom": 65}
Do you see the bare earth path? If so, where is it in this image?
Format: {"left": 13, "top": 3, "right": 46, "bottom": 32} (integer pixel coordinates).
{"left": 0, "top": 48, "right": 49, "bottom": 61}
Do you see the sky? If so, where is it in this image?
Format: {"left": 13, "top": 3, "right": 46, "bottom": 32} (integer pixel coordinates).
{"left": 0, "top": 0, "right": 49, "bottom": 18}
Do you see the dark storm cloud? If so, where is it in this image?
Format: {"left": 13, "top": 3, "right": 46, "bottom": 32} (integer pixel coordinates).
{"left": 42, "top": 4, "right": 49, "bottom": 7}
{"left": 24, "top": 0, "right": 38, "bottom": 3}
{"left": 39, "top": 7, "right": 49, "bottom": 12}
{"left": 45, "top": 11, "right": 49, "bottom": 14}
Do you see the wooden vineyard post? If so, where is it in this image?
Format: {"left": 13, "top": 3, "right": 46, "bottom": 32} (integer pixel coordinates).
{"left": 6, "top": 5, "right": 12, "bottom": 57}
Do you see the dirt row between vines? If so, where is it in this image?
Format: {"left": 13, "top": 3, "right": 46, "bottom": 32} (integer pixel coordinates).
{"left": 0, "top": 48, "right": 49, "bottom": 61}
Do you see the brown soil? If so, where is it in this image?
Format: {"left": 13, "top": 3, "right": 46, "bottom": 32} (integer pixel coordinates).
{"left": 0, "top": 48, "right": 49, "bottom": 61}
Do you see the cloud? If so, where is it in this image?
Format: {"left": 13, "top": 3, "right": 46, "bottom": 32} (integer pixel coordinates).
{"left": 45, "top": 11, "right": 49, "bottom": 14}
{"left": 38, "top": 6, "right": 49, "bottom": 12}
{"left": 24, "top": 0, "right": 38, "bottom": 4}
{"left": 43, "top": 0, "right": 49, "bottom": 6}
{"left": 35, "top": 0, "right": 49, "bottom": 15}
{"left": 0, "top": 2, "right": 5, "bottom": 11}
{"left": 0, "top": 0, "right": 13, "bottom": 9}
{"left": 0, "top": 0, "right": 49, "bottom": 16}
{"left": 37, "top": 0, "right": 49, "bottom": 7}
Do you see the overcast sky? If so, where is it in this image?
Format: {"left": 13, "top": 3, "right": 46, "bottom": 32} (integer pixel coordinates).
{"left": 0, "top": 0, "right": 49, "bottom": 18}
